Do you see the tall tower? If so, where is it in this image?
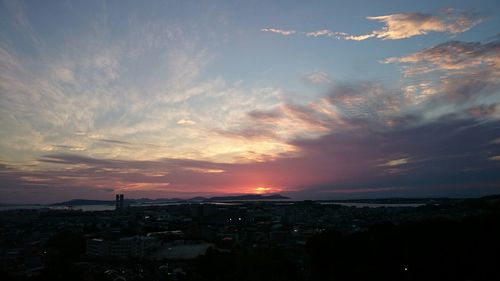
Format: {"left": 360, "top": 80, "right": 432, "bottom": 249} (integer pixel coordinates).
{"left": 115, "top": 194, "right": 120, "bottom": 210}
{"left": 115, "top": 194, "right": 124, "bottom": 210}
{"left": 119, "top": 194, "right": 124, "bottom": 209}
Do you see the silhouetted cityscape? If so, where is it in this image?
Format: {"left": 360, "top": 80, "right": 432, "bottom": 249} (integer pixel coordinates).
{"left": 1, "top": 194, "right": 500, "bottom": 280}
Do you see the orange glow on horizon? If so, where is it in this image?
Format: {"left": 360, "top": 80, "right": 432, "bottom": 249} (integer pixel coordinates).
{"left": 221, "top": 185, "right": 284, "bottom": 195}
{"left": 255, "top": 186, "right": 269, "bottom": 194}
{"left": 253, "top": 186, "right": 282, "bottom": 194}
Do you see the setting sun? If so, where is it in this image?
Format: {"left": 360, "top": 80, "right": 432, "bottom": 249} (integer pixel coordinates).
{"left": 254, "top": 187, "right": 269, "bottom": 194}
{"left": 253, "top": 186, "right": 283, "bottom": 194}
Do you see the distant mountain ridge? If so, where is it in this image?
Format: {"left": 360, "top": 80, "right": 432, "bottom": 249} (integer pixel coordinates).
{"left": 51, "top": 194, "right": 289, "bottom": 206}
{"left": 210, "top": 194, "right": 289, "bottom": 201}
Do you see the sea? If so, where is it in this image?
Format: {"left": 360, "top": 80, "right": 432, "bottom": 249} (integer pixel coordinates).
{"left": 1, "top": 201, "right": 425, "bottom": 211}
{"left": 0, "top": 204, "right": 115, "bottom": 212}
{"left": 321, "top": 202, "right": 425, "bottom": 208}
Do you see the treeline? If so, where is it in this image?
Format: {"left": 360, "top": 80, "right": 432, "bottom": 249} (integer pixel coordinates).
{"left": 307, "top": 214, "right": 500, "bottom": 281}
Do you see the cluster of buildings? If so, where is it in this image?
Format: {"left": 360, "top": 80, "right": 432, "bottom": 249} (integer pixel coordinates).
{"left": 0, "top": 196, "right": 475, "bottom": 280}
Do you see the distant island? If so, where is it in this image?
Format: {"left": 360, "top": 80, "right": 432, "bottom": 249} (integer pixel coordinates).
{"left": 51, "top": 194, "right": 290, "bottom": 206}
{"left": 50, "top": 194, "right": 500, "bottom": 206}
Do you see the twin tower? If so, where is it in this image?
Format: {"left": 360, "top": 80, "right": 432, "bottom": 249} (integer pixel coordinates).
{"left": 115, "top": 194, "right": 124, "bottom": 210}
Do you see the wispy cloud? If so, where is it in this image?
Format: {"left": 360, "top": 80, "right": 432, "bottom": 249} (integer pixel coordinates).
{"left": 177, "top": 119, "right": 196, "bottom": 125}
{"left": 2, "top": 117, "right": 499, "bottom": 203}
{"left": 303, "top": 71, "right": 332, "bottom": 84}
{"left": 384, "top": 38, "right": 500, "bottom": 108}
{"left": 262, "top": 9, "right": 482, "bottom": 41}
{"left": 364, "top": 10, "right": 482, "bottom": 40}
{"left": 261, "top": 28, "right": 296, "bottom": 36}
{"left": 344, "top": 34, "right": 375, "bottom": 41}
{"left": 384, "top": 39, "right": 500, "bottom": 76}
{"left": 1, "top": 2, "right": 498, "bottom": 203}
{"left": 305, "top": 30, "right": 348, "bottom": 39}
{"left": 247, "top": 109, "right": 283, "bottom": 121}
{"left": 379, "top": 158, "right": 411, "bottom": 167}
{"left": 0, "top": 3, "right": 293, "bottom": 166}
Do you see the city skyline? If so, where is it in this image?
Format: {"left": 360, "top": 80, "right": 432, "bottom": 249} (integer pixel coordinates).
{"left": 1, "top": 0, "right": 500, "bottom": 204}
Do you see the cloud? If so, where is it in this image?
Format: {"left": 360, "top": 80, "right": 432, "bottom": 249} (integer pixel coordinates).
{"left": 261, "top": 28, "right": 296, "bottom": 36}
{"left": 2, "top": 41, "right": 500, "bottom": 202}
{"left": 216, "top": 127, "right": 278, "bottom": 140}
{"left": 305, "top": 30, "right": 348, "bottom": 38}
{"left": 1, "top": 2, "right": 497, "bottom": 203}
{"left": 97, "top": 139, "right": 133, "bottom": 145}
{"left": 281, "top": 104, "right": 333, "bottom": 132}
{"left": 177, "top": 119, "right": 196, "bottom": 125}
{"left": 384, "top": 38, "right": 500, "bottom": 108}
{"left": 218, "top": 102, "right": 339, "bottom": 145}
{"left": 379, "top": 158, "right": 411, "bottom": 167}
{"left": 0, "top": 2, "right": 294, "bottom": 166}
{"left": 53, "top": 145, "right": 86, "bottom": 151}
{"left": 2, "top": 117, "right": 499, "bottom": 203}
{"left": 468, "top": 104, "right": 498, "bottom": 118}
{"left": 384, "top": 39, "right": 500, "bottom": 76}
{"left": 344, "top": 34, "right": 376, "bottom": 41}
{"left": 262, "top": 9, "right": 481, "bottom": 41}
{"left": 247, "top": 109, "right": 283, "bottom": 121}
{"left": 1, "top": 0, "right": 41, "bottom": 47}
{"left": 219, "top": 81, "right": 412, "bottom": 144}
{"left": 51, "top": 67, "right": 76, "bottom": 83}
{"left": 364, "top": 10, "right": 482, "bottom": 40}
{"left": 292, "top": 117, "right": 500, "bottom": 195}
{"left": 303, "top": 71, "right": 331, "bottom": 84}
{"left": 327, "top": 81, "right": 402, "bottom": 120}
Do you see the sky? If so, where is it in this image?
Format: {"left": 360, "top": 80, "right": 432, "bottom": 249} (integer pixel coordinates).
{"left": 0, "top": 0, "right": 499, "bottom": 204}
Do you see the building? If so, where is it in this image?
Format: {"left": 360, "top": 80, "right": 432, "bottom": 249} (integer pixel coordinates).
{"left": 86, "top": 236, "right": 159, "bottom": 258}
{"left": 115, "top": 194, "right": 124, "bottom": 210}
